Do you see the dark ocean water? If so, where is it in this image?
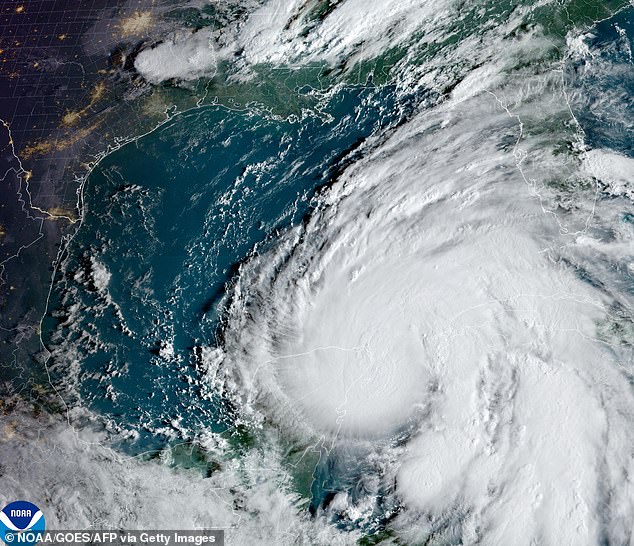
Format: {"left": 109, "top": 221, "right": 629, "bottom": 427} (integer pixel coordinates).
{"left": 43, "top": 85, "right": 405, "bottom": 450}
{"left": 568, "top": 6, "right": 633, "bottom": 157}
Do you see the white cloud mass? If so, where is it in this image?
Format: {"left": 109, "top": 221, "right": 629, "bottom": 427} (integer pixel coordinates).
{"left": 134, "top": 29, "right": 217, "bottom": 83}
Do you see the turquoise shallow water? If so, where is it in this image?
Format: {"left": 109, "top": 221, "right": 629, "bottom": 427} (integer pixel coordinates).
{"left": 44, "top": 85, "right": 406, "bottom": 450}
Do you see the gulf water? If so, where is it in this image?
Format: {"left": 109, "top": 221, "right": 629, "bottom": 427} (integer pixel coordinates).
{"left": 44, "top": 84, "right": 406, "bottom": 452}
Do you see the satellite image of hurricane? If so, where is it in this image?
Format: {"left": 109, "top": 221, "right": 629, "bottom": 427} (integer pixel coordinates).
{"left": 0, "top": 0, "right": 633, "bottom": 544}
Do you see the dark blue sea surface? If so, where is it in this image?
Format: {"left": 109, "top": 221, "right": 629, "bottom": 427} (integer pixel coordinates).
{"left": 44, "top": 85, "right": 404, "bottom": 451}
{"left": 568, "top": 5, "right": 633, "bottom": 157}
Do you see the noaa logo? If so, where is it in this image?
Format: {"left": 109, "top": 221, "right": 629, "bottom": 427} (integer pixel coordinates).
{"left": 0, "top": 502, "right": 45, "bottom": 546}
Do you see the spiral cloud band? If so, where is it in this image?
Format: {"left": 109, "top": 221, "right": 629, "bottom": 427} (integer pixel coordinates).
{"left": 213, "top": 74, "right": 634, "bottom": 543}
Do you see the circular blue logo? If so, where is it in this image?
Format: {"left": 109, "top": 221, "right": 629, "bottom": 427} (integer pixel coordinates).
{"left": 0, "top": 502, "right": 45, "bottom": 546}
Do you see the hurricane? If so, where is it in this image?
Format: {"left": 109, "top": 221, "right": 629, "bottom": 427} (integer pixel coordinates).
{"left": 2, "top": 0, "right": 633, "bottom": 544}
{"left": 211, "top": 70, "right": 634, "bottom": 545}
{"left": 207, "top": 2, "right": 634, "bottom": 542}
